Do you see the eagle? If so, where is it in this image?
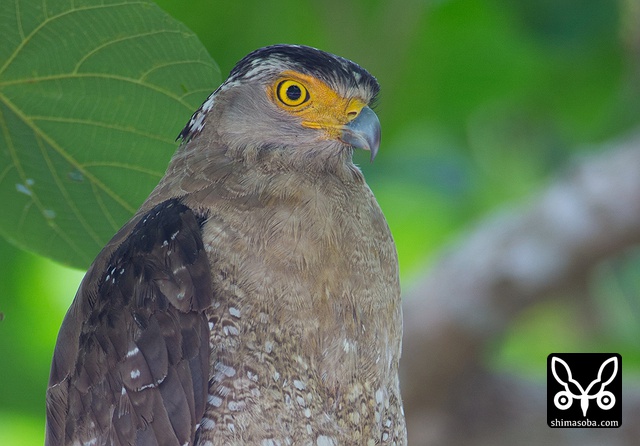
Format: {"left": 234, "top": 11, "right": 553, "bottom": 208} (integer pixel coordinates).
{"left": 46, "top": 44, "right": 406, "bottom": 445}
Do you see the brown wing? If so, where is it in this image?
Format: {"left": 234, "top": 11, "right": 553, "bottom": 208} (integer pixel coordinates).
{"left": 46, "top": 199, "right": 213, "bottom": 446}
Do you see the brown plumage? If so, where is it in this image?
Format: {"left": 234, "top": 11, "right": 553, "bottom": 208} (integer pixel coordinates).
{"left": 46, "top": 44, "right": 406, "bottom": 445}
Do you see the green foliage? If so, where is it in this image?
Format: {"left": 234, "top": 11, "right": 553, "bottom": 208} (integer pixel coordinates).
{"left": 0, "top": 0, "right": 220, "bottom": 268}
{"left": 1, "top": 0, "right": 640, "bottom": 444}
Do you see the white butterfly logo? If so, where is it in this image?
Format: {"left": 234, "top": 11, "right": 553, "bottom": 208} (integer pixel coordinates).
{"left": 551, "top": 356, "right": 618, "bottom": 417}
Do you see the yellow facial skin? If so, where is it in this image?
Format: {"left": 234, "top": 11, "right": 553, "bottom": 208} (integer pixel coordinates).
{"left": 270, "top": 70, "right": 367, "bottom": 141}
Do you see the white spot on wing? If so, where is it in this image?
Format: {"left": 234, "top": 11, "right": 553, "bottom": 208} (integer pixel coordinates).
{"left": 228, "top": 400, "right": 246, "bottom": 411}
{"left": 218, "top": 385, "right": 231, "bottom": 397}
{"left": 201, "top": 417, "right": 216, "bottom": 430}
{"left": 223, "top": 325, "right": 239, "bottom": 336}
{"left": 375, "top": 388, "right": 384, "bottom": 404}
{"left": 139, "top": 382, "right": 158, "bottom": 391}
{"left": 229, "top": 307, "right": 241, "bottom": 318}
{"left": 208, "top": 394, "right": 223, "bottom": 407}
{"left": 316, "top": 435, "right": 335, "bottom": 446}
{"left": 126, "top": 347, "right": 139, "bottom": 358}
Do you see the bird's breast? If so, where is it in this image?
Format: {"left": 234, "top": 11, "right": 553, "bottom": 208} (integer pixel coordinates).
{"left": 196, "top": 175, "right": 405, "bottom": 443}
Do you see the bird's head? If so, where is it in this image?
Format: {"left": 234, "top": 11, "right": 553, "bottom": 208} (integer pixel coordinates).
{"left": 179, "top": 45, "right": 381, "bottom": 166}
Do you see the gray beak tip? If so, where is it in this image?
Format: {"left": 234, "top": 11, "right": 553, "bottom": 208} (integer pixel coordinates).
{"left": 341, "top": 106, "right": 381, "bottom": 161}
{"left": 369, "top": 144, "right": 379, "bottom": 163}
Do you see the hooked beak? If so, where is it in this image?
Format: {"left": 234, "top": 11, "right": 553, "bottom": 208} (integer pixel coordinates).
{"left": 340, "top": 106, "right": 381, "bottom": 162}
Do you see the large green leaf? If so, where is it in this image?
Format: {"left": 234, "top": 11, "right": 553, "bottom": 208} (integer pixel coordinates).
{"left": 0, "top": 0, "right": 220, "bottom": 269}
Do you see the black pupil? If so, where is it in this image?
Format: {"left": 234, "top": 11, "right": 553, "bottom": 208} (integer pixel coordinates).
{"left": 286, "top": 85, "right": 302, "bottom": 101}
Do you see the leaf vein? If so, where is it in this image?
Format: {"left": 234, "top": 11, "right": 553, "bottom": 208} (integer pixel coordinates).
{"left": 80, "top": 161, "right": 163, "bottom": 178}
{"left": 140, "top": 59, "right": 218, "bottom": 83}
{"left": 91, "top": 181, "right": 121, "bottom": 232}
{"left": 1, "top": 73, "right": 195, "bottom": 110}
{"left": 32, "top": 115, "right": 176, "bottom": 144}
{"left": 0, "top": 1, "right": 152, "bottom": 76}
{"left": 0, "top": 90, "right": 137, "bottom": 215}
{"left": 73, "top": 29, "right": 186, "bottom": 74}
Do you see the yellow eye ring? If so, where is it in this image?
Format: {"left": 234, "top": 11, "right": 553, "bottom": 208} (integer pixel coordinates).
{"left": 276, "top": 80, "right": 309, "bottom": 107}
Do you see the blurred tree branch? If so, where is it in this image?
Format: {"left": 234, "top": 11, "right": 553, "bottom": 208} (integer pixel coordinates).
{"left": 401, "top": 131, "right": 640, "bottom": 445}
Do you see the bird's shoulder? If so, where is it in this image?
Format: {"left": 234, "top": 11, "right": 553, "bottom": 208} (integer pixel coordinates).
{"left": 46, "top": 198, "right": 212, "bottom": 446}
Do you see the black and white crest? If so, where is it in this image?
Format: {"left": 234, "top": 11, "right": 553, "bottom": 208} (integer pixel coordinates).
{"left": 227, "top": 45, "right": 380, "bottom": 96}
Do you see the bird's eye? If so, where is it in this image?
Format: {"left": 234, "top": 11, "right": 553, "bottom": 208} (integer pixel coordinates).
{"left": 277, "top": 80, "right": 309, "bottom": 107}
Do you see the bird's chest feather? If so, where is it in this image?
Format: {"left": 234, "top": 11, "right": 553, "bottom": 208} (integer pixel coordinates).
{"left": 195, "top": 177, "right": 405, "bottom": 444}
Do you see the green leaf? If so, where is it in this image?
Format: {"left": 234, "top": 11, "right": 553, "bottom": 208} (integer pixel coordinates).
{"left": 0, "top": 0, "right": 220, "bottom": 269}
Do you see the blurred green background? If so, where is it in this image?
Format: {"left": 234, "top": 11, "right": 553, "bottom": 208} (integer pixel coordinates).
{"left": 2, "top": 0, "right": 640, "bottom": 443}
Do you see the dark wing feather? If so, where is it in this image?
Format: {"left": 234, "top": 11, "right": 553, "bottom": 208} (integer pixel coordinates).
{"left": 46, "top": 199, "right": 212, "bottom": 446}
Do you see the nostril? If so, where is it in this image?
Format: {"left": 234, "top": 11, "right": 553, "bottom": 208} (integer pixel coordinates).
{"left": 347, "top": 110, "right": 359, "bottom": 121}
